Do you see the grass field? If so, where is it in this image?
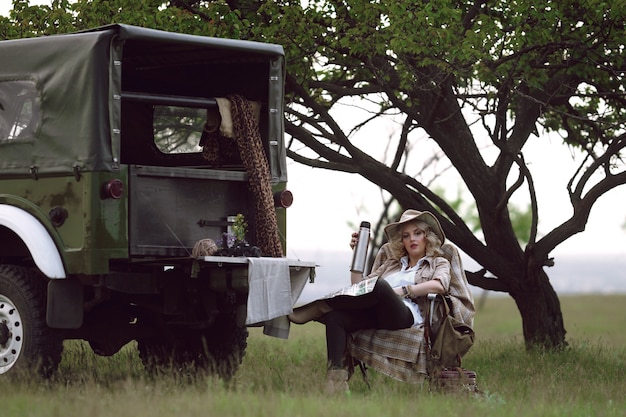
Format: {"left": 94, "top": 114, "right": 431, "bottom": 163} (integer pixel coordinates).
{"left": 1, "top": 294, "right": 625, "bottom": 416}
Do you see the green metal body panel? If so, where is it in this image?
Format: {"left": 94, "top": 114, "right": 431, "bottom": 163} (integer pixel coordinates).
{"left": 0, "top": 171, "right": 128, "bottom": 274}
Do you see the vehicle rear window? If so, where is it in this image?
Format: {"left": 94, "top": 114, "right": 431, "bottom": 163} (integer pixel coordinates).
{"left": 121, "top": 98, "right": 244, "bottom": 168}
{"left": 0, "top": 80, "right": 40, "bottom": 142}
{"left": 153, "top": 105, "right": 204, "bottom": 154}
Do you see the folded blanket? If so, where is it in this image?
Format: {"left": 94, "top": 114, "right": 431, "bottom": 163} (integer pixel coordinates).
{"left": 246, "top": 257, "right": 291, "bottom": 325}
{"left": 261, "top": 265, "right": 312, "bottom": 339}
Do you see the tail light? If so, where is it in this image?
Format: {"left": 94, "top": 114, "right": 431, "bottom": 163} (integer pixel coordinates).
{"left": 273, "top": 189, "right": 293, "bottom": 208}
{"left": 102, "top": 179, "right": 124, "bottom": 199}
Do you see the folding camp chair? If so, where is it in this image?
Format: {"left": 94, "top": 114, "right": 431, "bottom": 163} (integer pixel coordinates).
{"left": 349, "top": 242, "right": 475, "bottom": 385}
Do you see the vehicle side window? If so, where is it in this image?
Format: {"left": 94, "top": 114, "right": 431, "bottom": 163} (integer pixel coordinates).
{"left": 0, "top": 80, "right": 40, "bottom": 142}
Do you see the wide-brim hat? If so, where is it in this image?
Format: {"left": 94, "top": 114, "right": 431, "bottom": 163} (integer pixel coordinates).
{"left": 384, "top": 209, "right": 445, "bottom": 244}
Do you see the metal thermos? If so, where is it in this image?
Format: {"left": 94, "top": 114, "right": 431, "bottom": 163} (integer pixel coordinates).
{"left": 350, "top": 221, "right": 371, "bottom": 273}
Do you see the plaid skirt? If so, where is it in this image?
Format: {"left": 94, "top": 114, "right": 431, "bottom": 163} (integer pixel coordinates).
{"left": 350, "top": 326, "right": 427, "bottom": 384}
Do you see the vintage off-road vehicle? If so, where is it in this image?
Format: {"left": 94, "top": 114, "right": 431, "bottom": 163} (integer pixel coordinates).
{"left": 0, "top": 24, "right": 314, "bottom": 377}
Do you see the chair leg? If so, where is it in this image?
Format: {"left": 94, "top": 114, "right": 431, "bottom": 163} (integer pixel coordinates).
{"left": 357, "top": 361, "right": 371, "bottom": 390}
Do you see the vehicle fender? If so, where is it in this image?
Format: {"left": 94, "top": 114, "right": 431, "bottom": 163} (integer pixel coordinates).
{"left": 0, "top": 205, "right": 66, "bottom": 278}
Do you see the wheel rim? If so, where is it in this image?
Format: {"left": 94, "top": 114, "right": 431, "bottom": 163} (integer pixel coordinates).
{"left": 0, "top": 294, "right": 24, "bottom": 374}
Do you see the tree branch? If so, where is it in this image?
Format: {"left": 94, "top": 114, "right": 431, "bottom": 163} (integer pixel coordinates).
{"left": 466, "top": 269, "right": 511, "bottom": 292}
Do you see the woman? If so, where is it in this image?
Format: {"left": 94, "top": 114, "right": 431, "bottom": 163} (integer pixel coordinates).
{"left": 288, "top": 209, "right": 451, "bottom": 394}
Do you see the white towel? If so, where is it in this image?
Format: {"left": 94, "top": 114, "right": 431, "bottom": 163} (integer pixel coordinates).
{"left": 246, "top": 257, "right": 291, "bottom": 325}
{"left": 215, "top": 97, "right": 261, "bottom": 138}
{"left": 262, "top": 265, "right": 313, "bottom": 339}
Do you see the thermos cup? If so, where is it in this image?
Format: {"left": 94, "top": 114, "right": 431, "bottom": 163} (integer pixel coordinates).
{"left": 350, "top": 221, "right": 370, "bottom": 273}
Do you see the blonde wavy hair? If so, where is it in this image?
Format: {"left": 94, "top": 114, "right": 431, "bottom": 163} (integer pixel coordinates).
{"left": 387, "top": 220, "right": 443, "bottom": 259}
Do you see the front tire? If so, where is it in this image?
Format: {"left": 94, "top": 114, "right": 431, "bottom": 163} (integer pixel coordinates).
{"left": 0, "top": 265, "right": 63, "bottom": 377}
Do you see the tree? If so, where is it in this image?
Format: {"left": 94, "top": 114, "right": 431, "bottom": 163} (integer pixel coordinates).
{"left": 3, "top": 0, "right": 625, "bottom": 349}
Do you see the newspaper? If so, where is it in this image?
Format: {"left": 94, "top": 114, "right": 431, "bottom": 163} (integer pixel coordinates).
{"left": 322, "top": 276, "right": 379, "bottom": 299}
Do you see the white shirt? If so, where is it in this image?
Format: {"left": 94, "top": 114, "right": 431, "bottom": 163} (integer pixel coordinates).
{"left": 384, "top": 256, "right": 424, "bottom": 326}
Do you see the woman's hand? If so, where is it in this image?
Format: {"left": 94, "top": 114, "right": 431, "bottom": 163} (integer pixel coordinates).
{"left": 349, "top": 232, "right": 358, "bottom": 250}
{"left": 407, "top": 280, "right": 445, "bottom": 298}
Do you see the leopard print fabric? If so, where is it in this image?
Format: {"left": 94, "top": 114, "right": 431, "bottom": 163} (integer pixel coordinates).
{"left": 200, "top": 125, "right": 238, "bottom": 168}
{"left": 203, "top": 95, "right": 283, "bottom": 258}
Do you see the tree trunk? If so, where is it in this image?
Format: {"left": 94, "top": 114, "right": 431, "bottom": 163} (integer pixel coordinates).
{"left": 510, "top": 265, "right": 567, "bottom": 349}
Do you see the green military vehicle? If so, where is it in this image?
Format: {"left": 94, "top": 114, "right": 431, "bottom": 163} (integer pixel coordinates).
{"left": 0, "top": 24, "right": 314, "bottom": 377}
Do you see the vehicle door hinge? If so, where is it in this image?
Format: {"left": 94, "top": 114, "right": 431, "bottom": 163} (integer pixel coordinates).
{"left": 29, "top": 165, "right": 39, "bottom": 180}
{"left": 73, "top": 164, "right": 82, "bottom": 181}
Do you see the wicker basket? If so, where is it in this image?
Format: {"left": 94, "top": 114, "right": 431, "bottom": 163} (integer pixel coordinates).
{"left": 430, "top": 368, "right": 478, "bottom": 394}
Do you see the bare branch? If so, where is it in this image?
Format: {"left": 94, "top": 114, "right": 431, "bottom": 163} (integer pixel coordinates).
{"left": 569, "top": 134, "right": 626, "bottom": 202}
{"left": 466, "top": 269, "right": 510, "bottom": 293}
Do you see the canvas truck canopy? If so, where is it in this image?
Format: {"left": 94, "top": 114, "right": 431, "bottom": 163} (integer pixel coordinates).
{"left": 0, "top": 24, "right": 287, "bottom": 181}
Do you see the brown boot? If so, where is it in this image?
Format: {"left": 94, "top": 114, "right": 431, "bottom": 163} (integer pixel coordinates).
{"left": 325, "top": 369, "right": 349, "bottom": 395}
{"left": 288, "top": 300, "right": 332, "bottom": 324}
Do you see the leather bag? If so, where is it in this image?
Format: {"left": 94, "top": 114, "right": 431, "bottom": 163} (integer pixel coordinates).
{"left": 425, "top": 294, "right": 475, "bottom": 373}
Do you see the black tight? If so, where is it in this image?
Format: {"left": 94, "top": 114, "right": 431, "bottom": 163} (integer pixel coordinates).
{"left": 322, "top": 279, "right": 414, "bottom": 369}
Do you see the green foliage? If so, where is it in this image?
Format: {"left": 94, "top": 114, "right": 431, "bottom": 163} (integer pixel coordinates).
{"left": 231, "top": 213, "right": 248, "bottom": 242}
{"left": 5, "top": 1, "right": 624, "bottom": 151}
{"left": 508, "top": 204, "right": 532, "bottom": 244}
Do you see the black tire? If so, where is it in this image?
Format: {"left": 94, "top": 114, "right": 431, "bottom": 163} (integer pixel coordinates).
{"left": 203, "top": 306, "right": 248, "bottom": 378}
{"left": 138, "top": 298, "right": 248, "bottom": 379}
{"left": 0, "top": 265, "right": 63, "bottom": 377}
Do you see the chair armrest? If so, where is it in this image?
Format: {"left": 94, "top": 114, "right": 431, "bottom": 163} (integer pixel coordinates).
{"left": 427, "top": 293, "right": 438, "bottom": 326}
{"left": 426, "top": 293, "right": 446, "bottom": 337}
